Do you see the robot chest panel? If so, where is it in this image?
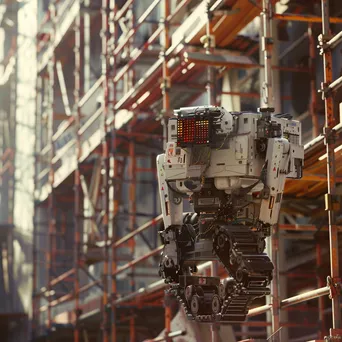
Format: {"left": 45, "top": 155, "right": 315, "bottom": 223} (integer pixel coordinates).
{"left": 164, "top": 131, "right": 262, "bottom": 179}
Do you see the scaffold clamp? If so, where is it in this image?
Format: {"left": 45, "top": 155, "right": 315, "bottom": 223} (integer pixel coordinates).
{"left": 318, "top": 33, "right": 334, "bottom": 54}
{"left": 325, "top": 194, "right": 341, "bottom": 212}
{"left": 200, "top": 34, "right": 216, "bottom": 49}
{"left": 327, "top": 276, "right": 342, "bottom": 299}
{"left": 323, "top": 126, "right": 337, "bottom": 145}
{"left": 160, "top": 77, "right": 171, "bottom": 92}
{"left": 318, "top": 82, "right": 331, "bottom": 100}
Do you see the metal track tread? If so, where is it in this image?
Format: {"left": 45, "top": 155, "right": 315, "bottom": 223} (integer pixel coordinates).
{"left": 167, "top": 225, "right": 273, "bottom": 323}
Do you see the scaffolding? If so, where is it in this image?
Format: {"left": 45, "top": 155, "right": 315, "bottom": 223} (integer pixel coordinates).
{"left": 30, "top": 0, "right": 342, "bottom": 341}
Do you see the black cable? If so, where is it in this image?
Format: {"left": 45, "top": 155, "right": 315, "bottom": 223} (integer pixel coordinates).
{"left": 166, "top": 180, "right": 188, "bottom": 198}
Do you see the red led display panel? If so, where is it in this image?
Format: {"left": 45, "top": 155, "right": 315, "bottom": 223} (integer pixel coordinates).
{"left": 177, "top": 118, "right": 210, "bottom": 146}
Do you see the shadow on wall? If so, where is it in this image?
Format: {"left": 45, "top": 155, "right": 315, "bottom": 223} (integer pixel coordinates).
{"left": 0, "top": 230, "right": 31, "bottom": 341}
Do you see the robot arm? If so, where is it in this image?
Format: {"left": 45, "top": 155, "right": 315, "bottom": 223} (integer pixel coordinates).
{"left": 258, "top": 118, "right": 304, "bottom": 227}
{"left": 156, "top": 154, "right": 184, "bottom": 229}
{"left": 156, "top": 154, "right": 183, "bottom": 282}
{"left": 259, "top": 137, "right": 290, "bottom": 225}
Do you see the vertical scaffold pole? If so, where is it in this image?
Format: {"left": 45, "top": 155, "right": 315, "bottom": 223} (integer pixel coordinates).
{"left": 109, "top": 2, "right": 118, "bottom": 341}
{"left": 205, "top": 2, "right": 219, "bottom": 339}
{"left": 320, "top": 0, "right": 341, "bottom": 329}
{"left": 83, "top": 0, "right": 91, "bottom": 93}
{"left": 260, "top": 0, "right": 281, "bottom": 337}
{"left": 130, "top": 315, "right": 136, "bottom": 342}
{"left": 162, "top": 1, "right": 171, "bottom": 340}
{"left": 127, "top": 1, "right": 136, "bottom": 296}
{"left": 161, "top": 0, "right": 170, "bottom": 151}
{"left": 128, "top": 133, "right": 136, "bottom": 293}
{"left": 261, "top": 0, "right": 274, "bottom": 109}
{"left": 308, "top": 23, "right": 320, "bottom": 138}
{"left": 47, "top": 3, "right": 56, "bottom": 337}
{"left": 101, "top": 0, "right": 111, "bottom": 340}
{"left": 73, "top": 3, "right": 82, "bottom": 341}
{"left": 316, "top": 237, "right": 326, "bottom": 338}
{"left": 205, "top": 0, "right": 215, "bottom": 105}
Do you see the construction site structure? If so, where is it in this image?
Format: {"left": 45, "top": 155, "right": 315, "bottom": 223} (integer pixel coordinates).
{"left": 0, "top": 0, "right": 342, "bottom": 341}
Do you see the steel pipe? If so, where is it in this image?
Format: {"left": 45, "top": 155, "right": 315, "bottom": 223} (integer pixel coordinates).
{"left": 309, "top": 21, "right": 321, "bottom": 138}
{"left": 100, "top": 0, "right": 112, "bottom": 340}
{"left": 321, "top": 0, "right": 341, "bottom": 329}
{"left": 328, "top": 75, "right": 342, "bottom": 93}
{"left": 110, "top": 3, "right": 119, "bottom": 340}
{"left": 114, "top": 26, "right": 163, "bottom": 83}
{"left": 56, "top": 60, "right": 71, "bottom": 116}
{"left": 281, "top": 287, "right": 329, "bottom": 308}
{"left": 327, "top": 31, "right": 342, "bottom": 50}
{"left": 279, "top": 32, "right": 308, "bottom": 60}
{"left": 113, "top": 215, "right": 163, "bottom": 248}
{"left": 248, "top": 286, "right": 330, "bottom": 317}
{"left": 115, "top": 0, "right": 134, "bottom": 21}
{"left": 113, "top": 0, "right": 192, "bottom": 84}
{"left": 112, "top": 246, "right": 162, "bottom": 277}
{"left": 114, "top": 0, "right": 162, "bottom": 57}
{"left": 73, "top": 7, "right": 82, "bottom": 341}
{"left": 162, "top": 2, "right": 172, "bottom": 339}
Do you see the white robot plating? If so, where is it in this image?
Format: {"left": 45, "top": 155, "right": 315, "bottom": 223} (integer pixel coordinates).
{"left": 156, "top": 106, "right": 304, "bottom": 322}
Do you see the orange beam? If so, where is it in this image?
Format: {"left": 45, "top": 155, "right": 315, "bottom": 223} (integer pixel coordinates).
{"left": 274, "top": 13, "right": 342, "bottom": 24}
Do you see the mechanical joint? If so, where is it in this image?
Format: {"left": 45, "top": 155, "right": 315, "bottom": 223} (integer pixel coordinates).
{"left": 319, "top": 81, "right": 333, "bottom": 99}
{"left": 327, "top": 276, "right": 342, "bottom": 299}
{"left": 318, "top": 33, "right": 333, "bottom": 54}
{"left": 200, "top": 34, "right": 216, "bottom": 49}
{"left": 323, "top": 126, "right": 337, "bottom": 145}
{"left": 324, "top": 194, "right": 341, "bottom": 212}
{"left": 160, "top": 77, "right": 171, "bottom": 93}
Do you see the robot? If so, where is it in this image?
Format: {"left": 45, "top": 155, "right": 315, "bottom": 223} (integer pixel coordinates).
{"left": 156, "top": 106, "right": 304, "bottom": 323}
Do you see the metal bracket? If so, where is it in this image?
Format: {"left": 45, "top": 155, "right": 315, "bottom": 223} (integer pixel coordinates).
{"left": 160, "top": 77, "right": 171, "bottom": 92}
{"left": 323, "top": 126, "right": 336, "bottom": 145}
{"left": 327, "top": 276, "right": 342, "bottom": 299}
{"left": 319, "top": 81, "right": 332, "bottom": 100}
{"left": 325, "top": 193, "right": 342, "bottom": 212}
{"left": 318, "top": 32, "right": 342, "bottom": 54}
{"left": 200, "top": 34, "right": 216, "bottom": 49}
{"left": 317, "top": 33, "right": 333, "bottom": 54}
{"left": 261, "top": 37, "right": 274, "bottom": 52}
